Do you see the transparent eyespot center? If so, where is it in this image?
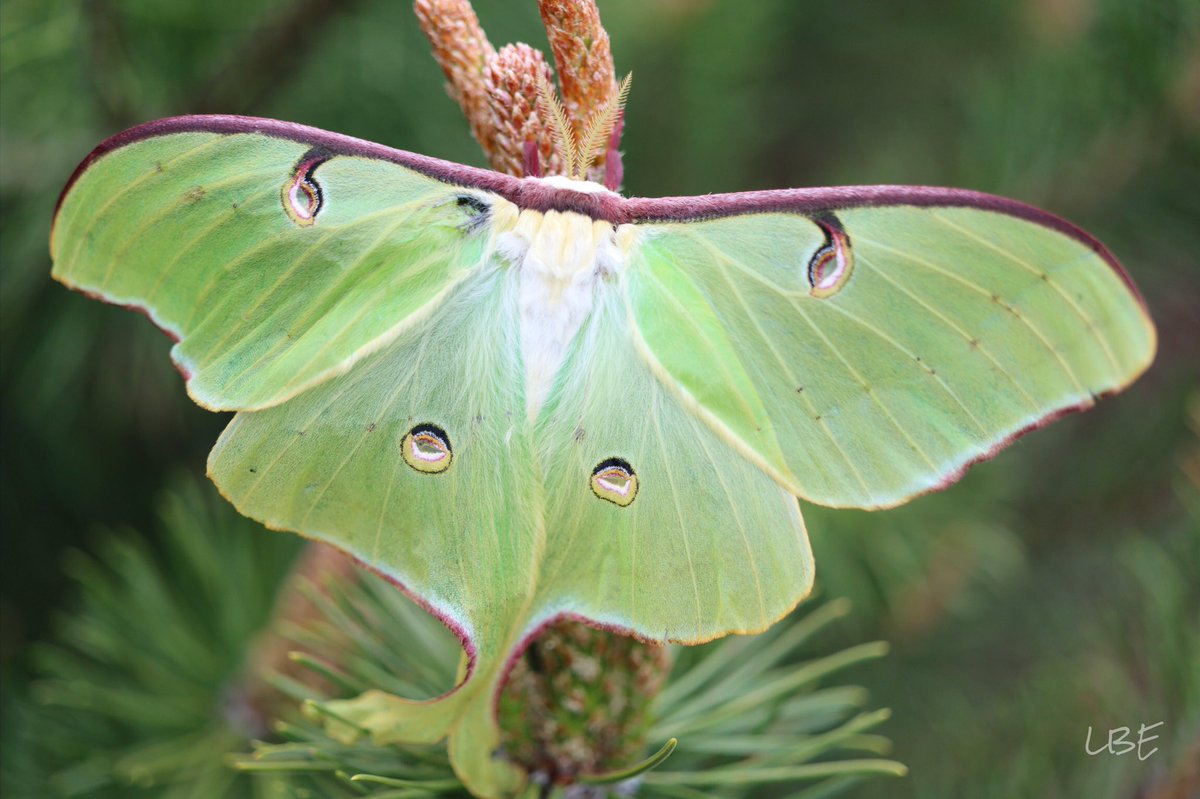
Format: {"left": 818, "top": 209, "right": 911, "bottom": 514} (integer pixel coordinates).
{"left": 590, "top": 458, "right": 638, "bottom": 507}
{"left": 281, "top": 153, "right": 327, "bottom": 226}
{"left": 807, "top": 218, "right": 853, "bottom": 298}
{"left": 401, "top": 424, "right": 452, "bottom": 474}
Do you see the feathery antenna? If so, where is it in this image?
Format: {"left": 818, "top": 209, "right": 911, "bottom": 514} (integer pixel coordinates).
{"left": 538, "top": 71, "right": 632, "bottom": 181}
{"left": 537, "top": 72, "right": 580, "bottom": 179}
{"left": 576, "top": 72, "right": 632, "bottom": 181}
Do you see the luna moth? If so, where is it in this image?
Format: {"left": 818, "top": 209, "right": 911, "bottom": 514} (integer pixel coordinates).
{"left": 51, "top": 113, "right": 1154, "bottom": 798}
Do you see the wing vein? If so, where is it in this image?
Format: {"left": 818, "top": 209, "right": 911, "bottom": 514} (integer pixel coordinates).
{"left": 211, "top": 223, "right": 455, "bottom": 389}
{"left": 930, "top": 211, "right": 1122, "bottom": 374}
{"left": 695, "top": 237, "right": 871, "bottom": 498}
{"left": 819, "top": 287, "right": 991, "bottom": 437}
{"left": 297, "top": 316, "right": 447, "bottom": 529}
{"left": 141, "top": 178, "right": 283, "bottom": 305}
{"left": 786, "top": 297, "right": 942, "bottom": 473}
{"left": 855, "top": 253, "right": 1044, "bottom": 412}
{"left": 234, "top": 271, "right": 457, "bottom": 503}
{"left": 182, "top": 197, "right": 434, "bottom": 333}
{"left": 675, "top": 229, "right": 803, "bottom": 297}
{"left": 649, "top": 388, "right": 705, "bottom": 640}
{"left": 638, "top": 264, "right": 765, "bottom": 427}
{"left": 66, "top": 137, "right": 230, "bottom": 273}
{"left": 689, "top": 415, "right": 768, "bottom": 625}
{"left": 856, "top": 234, "right": 1088, "bottom": 395}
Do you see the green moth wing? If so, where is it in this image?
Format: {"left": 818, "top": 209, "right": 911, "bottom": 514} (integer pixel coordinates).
{"left": 209, "top": 262, "right": 537, "bottom": 794}
{"left": 51, "top": 119, "right": 498, "bottom": 411}
{"left": 624, "top": 191, "right": 1156, "bottom": 509}
{"left": 532, "top": 289, "right": 813, "bottom": 642}
{"left": 51, "top": 116, "right": 1155, "bottom": 798}
{"left": 50, "top": 118, "right": 540, "bottom": 795}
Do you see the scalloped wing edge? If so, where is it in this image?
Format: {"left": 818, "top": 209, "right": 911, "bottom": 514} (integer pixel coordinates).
{"left": 270, "top": 536, "right": 817, "bottom": 719}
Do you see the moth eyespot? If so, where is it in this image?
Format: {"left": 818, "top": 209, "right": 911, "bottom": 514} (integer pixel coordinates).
{"left": 401, "top": 424, "right": 452, "bottom": 474}
{"left": 590, "top": 457, "right": 638, "bottom": 507}
{"left": 282, "top": 149, "right": 330, "bottom": 226}
{"left": 807, "top": 215, "right": 853, "bottom": 298}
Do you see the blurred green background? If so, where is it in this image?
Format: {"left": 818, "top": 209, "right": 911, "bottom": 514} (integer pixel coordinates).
{"left": 1, "top": 0, "right": 1197, "bottom": 797}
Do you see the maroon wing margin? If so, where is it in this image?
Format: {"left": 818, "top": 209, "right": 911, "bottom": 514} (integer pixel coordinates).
{"left": 52, "top": 114, "right": 634, "bottom": 224}
{"left": 51, "top": 114, "right": 1147, "bottom": 311}
{"left": 624, "top": 185, "right": 1146, "bottom": 309}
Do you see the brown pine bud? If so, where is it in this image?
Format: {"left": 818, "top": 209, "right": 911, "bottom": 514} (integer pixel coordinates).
{"left": 482, "top": 44, "right": 563, "bottom": 177}
{"left": 414, "top": 0, "right": 497, "bottom": 163}
{"left": 537, "top": 0, "right": 620, "bottom": 179}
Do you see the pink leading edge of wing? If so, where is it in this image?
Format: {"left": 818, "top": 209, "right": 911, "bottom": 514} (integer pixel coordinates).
{"left": 53, "top": 115, "right": 1148, "bottom": 315}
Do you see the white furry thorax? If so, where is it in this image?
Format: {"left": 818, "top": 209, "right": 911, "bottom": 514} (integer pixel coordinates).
{"left": 491, "top": 184, "right": 633, "bottom": 421}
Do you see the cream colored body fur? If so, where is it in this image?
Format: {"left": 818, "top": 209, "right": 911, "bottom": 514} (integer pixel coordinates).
{"left": 492, "top": 178, "right": 636, "bottom": 421}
